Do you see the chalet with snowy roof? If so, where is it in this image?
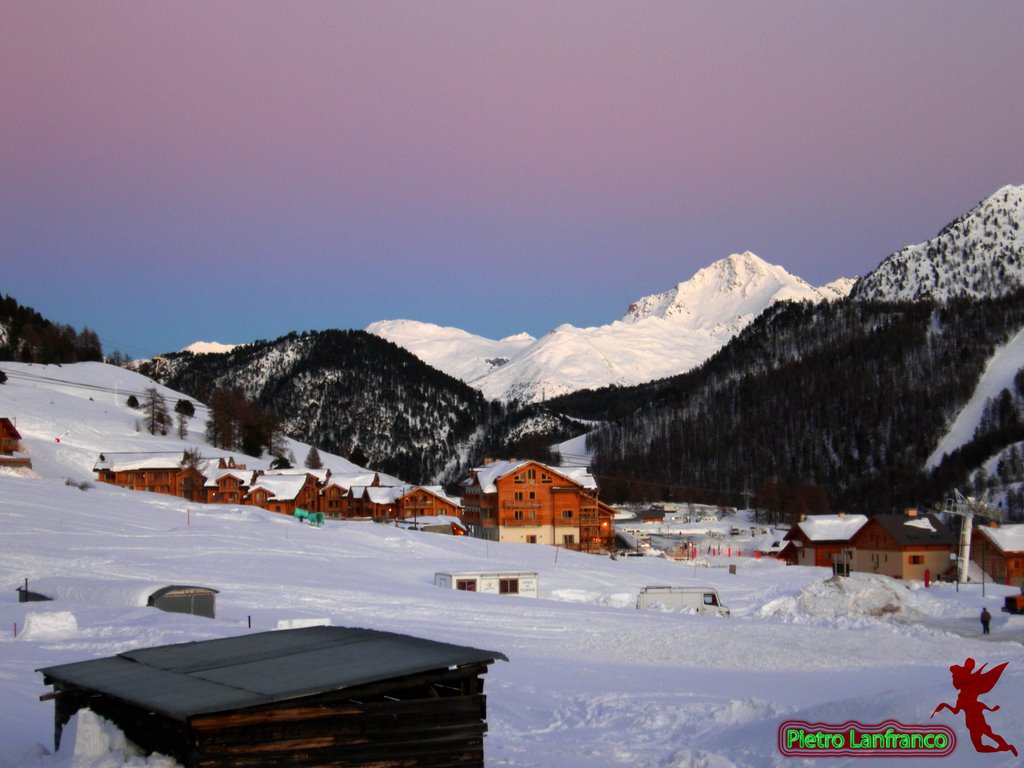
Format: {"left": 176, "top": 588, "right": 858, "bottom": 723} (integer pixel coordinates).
{"left": 341, "top": 484, "right": 461, "bottom": 522}
{"left": 347, "top": 485, "right": 403, "bottom": 521}
{"left": 785, "top": 513, "right": 868, "bottom": 568}
{"left": 398, "top": 485, "right": 462, "bottom": 519}
{"left": 93, "top": 451, "right": 200, "bottom": 499}
{"left": 971, "top": 523, "right": 1024, "bottom": 586}
{"left": 320, "top": 471, "right": 381, "bottom": 518}
{"left": 848, "top": 510, "right": 955, "bottom": 581}
{"left": 0, "top": 417, "right": 31, "bottom": 469}
{"left": 246, "top": 471, "right": 320, "bottom": 516}
{"left": 459, "top": 459, "right": 614, "bottom": 552}
{"left": 203, "top": 460, "right": 254, "bottom": 505}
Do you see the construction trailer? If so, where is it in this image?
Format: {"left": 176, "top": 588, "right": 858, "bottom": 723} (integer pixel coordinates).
{"left": 434, "top": 571, "right": 539, "bottom": 597}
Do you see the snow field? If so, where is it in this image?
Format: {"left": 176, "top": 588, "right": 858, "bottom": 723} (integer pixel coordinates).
{"left": 3, "top": 362, "right": 1024, "bottom": 767}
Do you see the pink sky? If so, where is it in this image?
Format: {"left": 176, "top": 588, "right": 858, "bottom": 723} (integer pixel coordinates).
{"left": 2, "top": 1, "right": 1023, "bottom": 358}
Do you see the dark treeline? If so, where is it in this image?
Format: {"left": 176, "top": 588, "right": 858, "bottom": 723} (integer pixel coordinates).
{"left": 552, "top": 294, "right": 1024, "bottom": 516}
{"left": 0, "top": 294, "right": 102, "bottom": 364}
{"left": 143, "top": 329, "right": 494, "bottom": 484}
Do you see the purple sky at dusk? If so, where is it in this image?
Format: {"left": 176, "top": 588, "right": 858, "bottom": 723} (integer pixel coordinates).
{"left": 3, "top": 1, "right": 1023, "bottom": 359}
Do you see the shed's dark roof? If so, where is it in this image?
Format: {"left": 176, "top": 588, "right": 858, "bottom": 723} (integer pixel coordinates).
{"left": 39, "top": 625, "right": 507, "bottom": 722}
{"left": 864, "top": 514, "right": 956, "bottom": 546}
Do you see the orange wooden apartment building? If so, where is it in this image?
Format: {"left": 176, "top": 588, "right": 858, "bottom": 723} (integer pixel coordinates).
{"left": 459, "top": 459, "right": 615, "bottom": 552}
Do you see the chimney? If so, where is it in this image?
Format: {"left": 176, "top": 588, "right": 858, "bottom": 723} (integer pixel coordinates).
{"left": 837, "top": 511, "right": 846, "bottom": 519}
{"left": 905, "top": 508, "right": 917, "bottom": 518}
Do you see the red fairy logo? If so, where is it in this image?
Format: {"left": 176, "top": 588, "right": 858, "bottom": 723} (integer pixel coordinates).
{"left": 931, "top": 658, "right": 1017, "bottom": 757}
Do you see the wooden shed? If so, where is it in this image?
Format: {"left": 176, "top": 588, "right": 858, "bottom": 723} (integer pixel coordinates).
{"left": 38, "top": 625, "right": 508, "bottom": 767}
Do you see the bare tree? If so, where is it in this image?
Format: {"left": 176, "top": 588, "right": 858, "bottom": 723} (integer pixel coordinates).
{"left": 142, "top": 387, "right": 171, "bottom": 436}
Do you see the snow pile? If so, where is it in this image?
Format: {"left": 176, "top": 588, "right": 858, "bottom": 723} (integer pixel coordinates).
{"left": 759, "top": 573, "right": 933, "bottom": 623}
{"left": 72, "top": 710, "right": 180, "bottom": 768}
{"left": 18, "top": 611, "right": 78, "bottom": 640}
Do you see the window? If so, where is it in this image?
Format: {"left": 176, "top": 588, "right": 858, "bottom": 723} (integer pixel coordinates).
{"left": 499, "top": 578, "right": 519, "bottom": 594}
{"left": 526, "top": 535, "right": 537, "bottom": 544}
{"left": 909, "top": 555, "right": 924, "bottom": 565}
{"left": 562, "top": 510, "right": 573, "bottom": 519}
{"left": 563, "top": 534, "right": 575, "bottom": 546}
{"left": 514, "top": 468, "right": 537, "bottom": 484}
{"left": 529, "top": 491, "right": 536, "bottom": 500}
{"left": 514, "top": 510, "right": 524, "bottom": 520}
{"left": 456, "top": 580, "right": 477, "bottom": 591}
{"left": 541, "top": 473, "right": 552, "bottom": 484}
{"left": 703, "top": 593, "right": 719, "bottom": 606}
{"left": 515, "top": 491, "right": 524, "bottom": 501}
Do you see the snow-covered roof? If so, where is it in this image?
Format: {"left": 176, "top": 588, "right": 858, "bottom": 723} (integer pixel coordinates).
{"left": 324, "top": 471, "right": 379, "bottom": 490}
{"left": 93, "top": 452, "right": 184, "bottom": 472}
{"left": 977, "top": 523, "right": 1024, "bottom": 554}
{"left": 364, "top": 486, "right": 405, "bottom": 505}
{"left": 795, "top": 514, "right": 868, "bottom": 542}
{"left": 260, "top": 467, "right": 330, "bottom": 482}
{"left": 398, "top": 484, "right": 461, "bottom": 507}
{"left": 250, "top": 474, "right": 311, "bottom": 501}
{"left": 467, "top": 460, "right": 595, "bottom": 493}
{"left": 203, "top": 467, "right": 254, "bottom": 488}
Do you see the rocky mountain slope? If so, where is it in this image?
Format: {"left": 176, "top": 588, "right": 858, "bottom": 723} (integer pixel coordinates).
{"left": 851, "top": 184, "right": 1024, "bottom": 302}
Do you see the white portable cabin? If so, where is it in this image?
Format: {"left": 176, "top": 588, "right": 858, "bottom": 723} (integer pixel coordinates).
{"left": 434, "top": 571, "right": 539, "bottom": 598}
{"left": 636, "top": 586, "right": 730, "bottom": 616}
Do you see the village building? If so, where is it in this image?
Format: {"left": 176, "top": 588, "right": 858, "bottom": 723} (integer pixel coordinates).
{"left": 971, "top": 523, "right": 1024, "bottom": 586}
{"left": 398, "top": 484, "right": 462, "bottom": 519}
{"left": 245, "top": 471, "right": 320, "bottom": 516}
{"left": 202, "top": 459, "right": 254, "bottom": 505}
{"left": 38, "top": 625, "right": 507, "bottom": 768}
{"left": 343, "top": 484, "right": 461, "bottom": 522}
{"left": 93, "top": 451, "right": 194, "bottom": 498}
{"left": 347, "top": 485, "right": 402, "bottom": 520}
{"left": 320, "top": 471, "right": 381, "bottom": 518}
{"left": 848, "top": 511, "right": 956, "bottom": 580}
{"left": 0, "top": 417, "right": 32, "bottom": 469}
{"left": 784, "top": 513, "right": 868, "bottom": 569}
{"left": 459, "top": 459, "right": 614, "bottom": 552}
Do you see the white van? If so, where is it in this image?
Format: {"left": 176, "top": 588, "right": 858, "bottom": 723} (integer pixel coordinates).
{"left": 636, "top": 586, "right": 730, "bottom": 616}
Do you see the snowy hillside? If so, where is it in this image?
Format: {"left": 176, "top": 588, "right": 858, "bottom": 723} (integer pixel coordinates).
{"left": 370, "top": 253, "right": 852, "bottom": 402}
{"left": 852, "top": 184, "right": 1024, "bottom": 302}
{"left": 3, "top": 362, "right": 1024, "bottom": 767}
{"left": 364, "top": 320, "right": 535, "bottom": 384}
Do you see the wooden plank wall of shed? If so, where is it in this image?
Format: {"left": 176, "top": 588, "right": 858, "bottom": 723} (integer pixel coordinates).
{"left": 187, "top": 662, "right": 493, "bottom": 768}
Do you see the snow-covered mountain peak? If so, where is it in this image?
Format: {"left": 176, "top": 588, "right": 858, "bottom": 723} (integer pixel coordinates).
{"left": 851, "top": 183, "right": 1024, "bottom": 302}
{"left": 370, "top": 253, "right": 851, "bottom": 402}
{"left": 622, "top": 251, "right": 836, "bottom": 330}
{"left": 181, "top": 341, "right": 237, "bottom": 355}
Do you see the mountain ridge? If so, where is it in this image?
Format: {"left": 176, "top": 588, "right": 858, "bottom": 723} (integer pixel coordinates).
{"left": 851, "top": 184, "right": 1024, "bottom": 302}
{"left": 370, "top": 251, "right": 853, "bottom": 402}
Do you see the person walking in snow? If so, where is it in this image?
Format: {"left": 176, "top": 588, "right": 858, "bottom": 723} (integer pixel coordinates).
{"left": 980, "top": 607, "right": 992, "bottom": 635}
